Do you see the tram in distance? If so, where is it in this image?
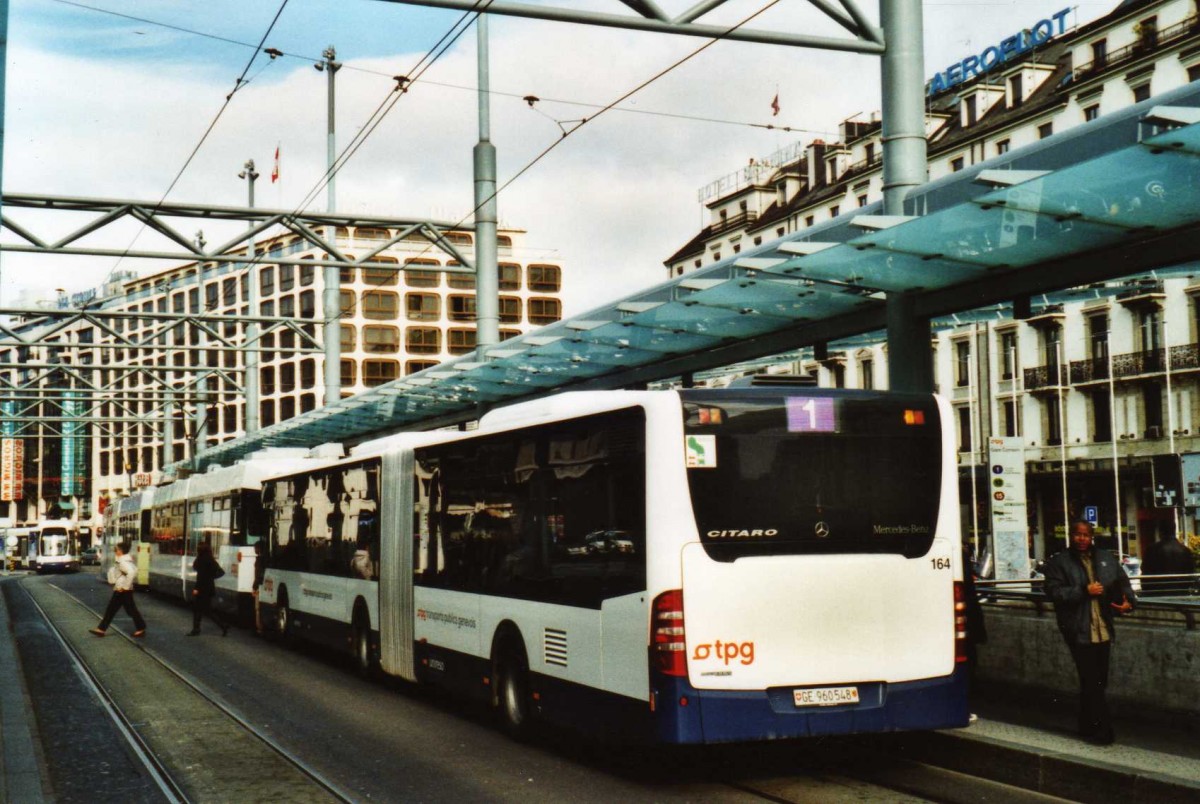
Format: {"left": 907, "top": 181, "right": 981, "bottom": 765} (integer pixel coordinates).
{"left": 32, "top": 519, "right": 81, "bottom": 573}
{"left": 251, "top": 388, "right": 970, "bottom": 744}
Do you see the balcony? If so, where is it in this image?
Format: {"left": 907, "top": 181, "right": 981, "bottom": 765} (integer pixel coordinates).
{"left": 1065, "top": 343, "right": 1200, "bottom": 386}
{"left": 1023, "top": 362, "right": 1068, "bottom": 390}
{"left": 709, "top": 210, "right": 759, "bottom": 237}
{"left": 1069, "top": 15, "right": 1199, "bottom": 85}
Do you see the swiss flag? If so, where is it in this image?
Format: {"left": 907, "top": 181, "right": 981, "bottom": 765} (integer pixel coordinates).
{"left": 271, "top": 144, "right": 280, "bottom": 183}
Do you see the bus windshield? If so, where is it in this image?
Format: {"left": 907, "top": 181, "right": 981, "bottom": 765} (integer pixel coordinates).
{"left": 681, "top": 390, "right": 942, "bottom": 559}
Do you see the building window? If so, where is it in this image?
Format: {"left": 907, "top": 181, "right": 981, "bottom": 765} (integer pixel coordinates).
{"left": 1088, "top": 315, "right": 1109, "bottom": 365}
{"left": 448, "top": 328, "right": 476, "bottom": 355}
{"left": 1132, "top": 84, "right": 1151, "bottom": 103}
{"left": 951, "top": 156, "right": 965, "bottom": 172}
{"left": 1092, "top": 392, "right": 1112, "bottom": 443}
{"left": 1002, "top": 399, "right": 1019, "bottom": 438}
{"left": 528, "top": 298, "right": 562, "bottom": 325}
{"left": 955, "top": 340, "right": 971, "bottom": 387}
{"left": 1008, "top": 73, "right": 1023, "bottom": 108}
{"left": 363, "top": 359, "right": 400, "bottom": 387}
{"left": 279, "top": 264, "right": 295, "bottom": 292}
{"left": 1043, "top": 326, "right": 1062, "bottom": 375}
{"left": 1189, "top": 64, "right": 1200, "bottom": 83}
{"left": 1084, "top": 104, "right": 1100, "bottom": 122}
{"left": 363, "top": 325, "right": 400, "bottom": 353}
{"left": 362, "top": 290, "right": 400, "bottom": 320}
{"left": 1000, "top": 331, "right": 1018, "bottom": 379}
{"left": 1091, "top": 38, "right": 1107, "bottom": 69}
{"left": 964, "top": 94, "right": 977, "bottom": 126}
{"left": 1136, "top": 16, "right": 1157, "bottom": 49}
{"left": 804, "top": 215, "right": 815, "bottom": 227}
{"left": 829, "top": 205, "right": 839, "bottom": 218}
{"left": 1138, "top": 308, "right": 1162, "bottom": 353}
{"left": 406, "top": 359, "right": 439, "bottom": 375}
{"left": 1045, "top": 396, "right": 1062, "bottom": 446}
{"left": 447, "top": 263, "right": 475, "bottom": 289}
{"left": 957, "top": 406, "right": 972, "bottom": 452}
{"left": 362, "top": 257, "right": 400, "bottom": 287}
{"left": 500, "top": 296, "right": 522, "bottom": 324}
{"left": 340, "top": 359, "right": 356, "bottom": 386}
{"left": 405, "top": 292, "right": 440, "bottom": 322}
{"left": 857, "top": 194, "right": 868, "bottom": 207}
{"left": 448, "top": 294, "right": 477, "bottom": 322}
{"left": 405, "top": 327, "right": 441, "bottom": 354}
{"left": 1144, "top": 384, "right": 1164, "bottom": 435}
{"left": 259, "top": 266, "right": 275, "bottom": 296}
{"left": 498, "top": 263, "right": 521, "bottom": 290}
{"left": 996, "top": 139, "right": 1010, "bottom": 155}
{"left": 1038, "top": 122, "right": 1054, "bottom": 140}
{"left": 338, "top": 290, "right": 356, "bottom": 317}
{"left": 861, "top": 359, "right": 874, "bottom": 390}
{"left": 404, "top": 258, "right": 441, "bottom": 287}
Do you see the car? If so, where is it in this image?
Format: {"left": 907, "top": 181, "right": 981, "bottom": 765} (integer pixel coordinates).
{"left": 81, "top": 546, "right": 102, "bottom": 566}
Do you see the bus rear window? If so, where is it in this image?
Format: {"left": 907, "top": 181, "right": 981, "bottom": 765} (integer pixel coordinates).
{"left": 681, "top": 390, "right": 941, "bottom": 560}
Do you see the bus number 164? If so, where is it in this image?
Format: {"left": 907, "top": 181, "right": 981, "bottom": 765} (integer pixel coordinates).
{"left": 930, "top": 557, "right": 951, "bottom": 570}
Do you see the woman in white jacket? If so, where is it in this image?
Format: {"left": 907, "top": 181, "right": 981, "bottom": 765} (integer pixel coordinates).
{"left": 90, "top": 540, "right": 146, "bottom": 637}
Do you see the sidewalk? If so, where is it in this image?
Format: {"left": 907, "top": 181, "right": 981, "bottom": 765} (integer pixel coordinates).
{"left": 892, "top": 690, "right": 1200, "bottom": 803}
{"left": 0, "top": 575, "right": 48, "bottom": 803}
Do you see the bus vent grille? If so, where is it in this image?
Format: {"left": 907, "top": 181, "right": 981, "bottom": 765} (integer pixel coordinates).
{"left": 543, "top": 628, "right": 568, "bottom": 667}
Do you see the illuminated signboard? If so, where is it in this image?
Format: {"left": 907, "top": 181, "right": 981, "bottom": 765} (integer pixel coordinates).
{"left": 1, "top": 439, "right": 24, "bottom": 502}
{"left": 928, "top": 8, "right": 1071, "bottom": 96}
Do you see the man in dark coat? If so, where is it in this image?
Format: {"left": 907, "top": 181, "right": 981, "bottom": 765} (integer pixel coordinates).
{"left": 1042, "top": 521, "right": 1135, "bottom": 746}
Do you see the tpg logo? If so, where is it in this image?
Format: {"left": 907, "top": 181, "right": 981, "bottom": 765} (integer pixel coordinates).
{"left": 692, "top": 640, "right": 755, "bottom": 666}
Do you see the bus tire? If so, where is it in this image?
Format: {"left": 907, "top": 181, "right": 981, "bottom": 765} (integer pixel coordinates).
{"left": 275, "top": 588, "right": 292, "bottom": 642}
{"left": 494, "top": 639, "right": 533, "bottom": 740}
{"left": 351, "top": 607, "right": 374, "bottom": 677}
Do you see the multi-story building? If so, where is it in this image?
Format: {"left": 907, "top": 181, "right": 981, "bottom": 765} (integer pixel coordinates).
{"left": 665, "top": 0, "right": 1200, "bottom": 563}
{"left": 0, "top": 225, "right": 563, "bottom": 525}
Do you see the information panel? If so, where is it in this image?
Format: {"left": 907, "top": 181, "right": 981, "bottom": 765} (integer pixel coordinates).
{"left": 988, "top": 436, "right": 1029, "bottom": 582}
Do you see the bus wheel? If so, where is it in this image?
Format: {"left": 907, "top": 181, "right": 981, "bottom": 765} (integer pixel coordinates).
{"left": 352, "top": 611, "right": 373, "bottom": 676}
{"left": 275, "top": 590, "right": 291, "bottom": 642}
{"left": 494, "top": 644, "right": 532, "bottom": 740}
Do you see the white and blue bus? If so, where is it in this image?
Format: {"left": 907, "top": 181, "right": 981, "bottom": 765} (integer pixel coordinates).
{"left": 257, "top": 388, "right": 970, "bottom": 743}
{"left": 108, "top": 489, "right": 155, "bottom": 587}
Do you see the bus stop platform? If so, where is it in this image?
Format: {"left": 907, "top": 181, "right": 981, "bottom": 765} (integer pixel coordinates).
{"left": 888, "top": 690, "right": 1200, "bottom": 803}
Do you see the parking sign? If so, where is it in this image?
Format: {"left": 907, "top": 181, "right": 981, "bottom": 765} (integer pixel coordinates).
{"left": 1083, "top": 505, "right": 1098, "bottom": 524}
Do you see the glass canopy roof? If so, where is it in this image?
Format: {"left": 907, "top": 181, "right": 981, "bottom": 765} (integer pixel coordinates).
{"left": 195, "top": 103, "right": 1200, "bottom": 470}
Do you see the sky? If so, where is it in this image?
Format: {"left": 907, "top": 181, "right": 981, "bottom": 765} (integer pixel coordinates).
{"left": 1, "top": 0, "right": 1119, "bottom": 316}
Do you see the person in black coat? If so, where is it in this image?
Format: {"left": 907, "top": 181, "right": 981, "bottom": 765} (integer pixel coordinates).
{"left": 1042, "top": 521, "right": 1135, "bottom": 745}
{"left": 189, "top": 541, "right": 229, "bottom": 636}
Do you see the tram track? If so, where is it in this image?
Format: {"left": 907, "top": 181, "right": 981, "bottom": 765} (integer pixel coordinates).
{"left": 24, "top": 577, "right": 355, "bottom": 804}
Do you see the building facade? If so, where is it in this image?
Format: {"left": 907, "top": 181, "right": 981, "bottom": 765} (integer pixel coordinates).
{"left": 666, "top": 0, "right": 1200, "bottom": 564}
{"left": 0, "top": 225, "right": 563, "bottom": 526}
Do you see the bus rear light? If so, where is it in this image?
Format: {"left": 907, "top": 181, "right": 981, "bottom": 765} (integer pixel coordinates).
{"left": 903, "top": 409, "right": 926, "bottom": 426}
{"left": 953, "top": 581, "right": 969, "bottom": 663}
{"left": 651, "top": 589, "right": 688, "bottom": 677}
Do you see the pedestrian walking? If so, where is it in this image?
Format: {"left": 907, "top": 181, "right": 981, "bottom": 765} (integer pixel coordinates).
{"left": 90, "top": 540, "right": 146, "bottom": 638}
{"left": 189, "top": 541, "right": 229, "bottom": 636}
{"left": 1042, "top": 521, "right": 1135, "bottom": 745}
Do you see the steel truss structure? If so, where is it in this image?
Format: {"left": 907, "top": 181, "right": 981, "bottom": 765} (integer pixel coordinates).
{"left": 379, "top": 0, "right": 885, "bottom": 52}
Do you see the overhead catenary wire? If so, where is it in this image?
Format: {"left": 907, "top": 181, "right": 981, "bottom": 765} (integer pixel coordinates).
{"left": 49, "top": 0, "right": 828, "bottom": 137}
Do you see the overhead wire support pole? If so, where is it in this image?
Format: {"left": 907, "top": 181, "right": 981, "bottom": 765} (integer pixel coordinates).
{"left": 239, "top": 160, "right": 261, "bottom": 435}
{"left": 880, "top": 0, "right": 931, "bottom": 392}
{"left": 321, "top": 46, "right": 343, "bottom": 407}
{"left": 474, "top": 14, "right": 500, "bottom": 357}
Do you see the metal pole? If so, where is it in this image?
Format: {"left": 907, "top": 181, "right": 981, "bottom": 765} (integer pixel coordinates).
{"left": 1163, "top": 314, "right": 1181, "bottom": 543}
{"left": 322, "top": 46, "right": 343, "bottom": 406}
{"left": 1057, "top": 341, "right": 1069, "bottom": 546}
{"left": 0, "top": 0, "right": 7, "bottom": 303}
{"left": 240, "top": 160, "right": 261, "bottom": 434}
{"left": 1107, "top": 330, "right": 1123, "bottom": 562}
{"left": 474, "top": 14, "right": 500, "bottom": 357}
{"left": 880, "top": 0, "right": 930, "bottom": 391}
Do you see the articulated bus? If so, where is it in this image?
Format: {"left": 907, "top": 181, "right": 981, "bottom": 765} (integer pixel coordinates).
{"left": 34, "top": 520, "right": 81, "bottom": 573}
{"left": 144, "top": 451, "right": 311, "bottom": 617}
{"left": 107, "top": 490, "right": 155, "bottom": 586}
{"left": 257, "top": 389, "right": 969, "bottom": 743}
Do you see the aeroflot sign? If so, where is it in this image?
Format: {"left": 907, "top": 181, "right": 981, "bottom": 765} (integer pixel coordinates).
{"left": 928, "top": 8, "right": 1071, "bottom": 96}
